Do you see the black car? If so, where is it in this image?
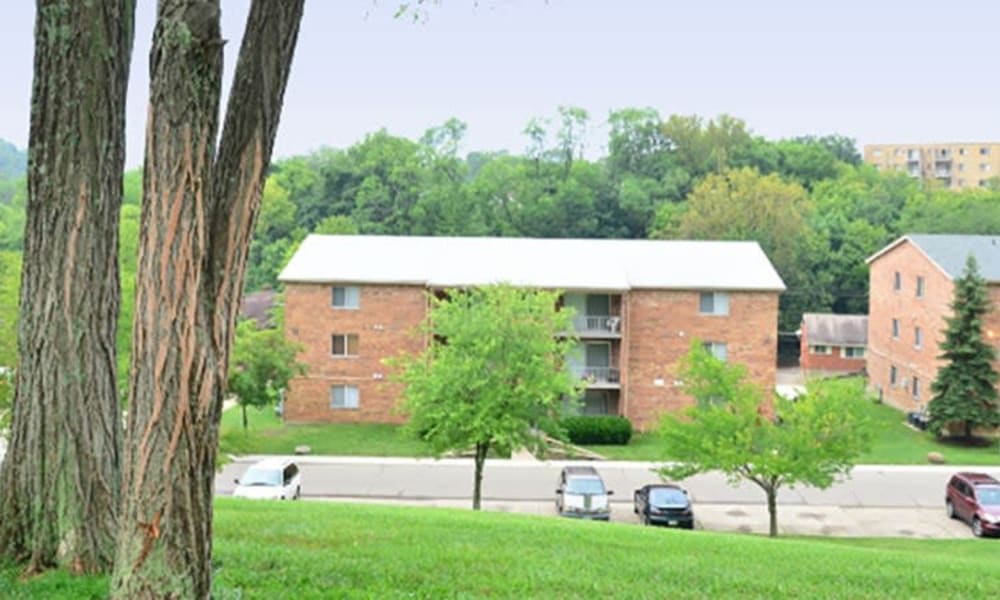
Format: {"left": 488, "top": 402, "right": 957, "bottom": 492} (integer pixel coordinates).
{"left": 633, "top": 483, "right": 694, "bottom": 528}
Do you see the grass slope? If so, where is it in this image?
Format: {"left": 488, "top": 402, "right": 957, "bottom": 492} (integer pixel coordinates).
{"left": 4, "top": 500, "right": 998, "bottom": 599}
{"left": 219, "top": 406, "right": 430, "bottom": 457}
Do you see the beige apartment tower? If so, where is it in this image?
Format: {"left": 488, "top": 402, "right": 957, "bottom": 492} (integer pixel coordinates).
{"left": 863, "top": 143, "right": 1000, "bottom": 190}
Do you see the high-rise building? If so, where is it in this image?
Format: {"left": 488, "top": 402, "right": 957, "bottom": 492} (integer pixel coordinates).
{"left": 863, "top": 143, "right": 1000, "bottom": 190}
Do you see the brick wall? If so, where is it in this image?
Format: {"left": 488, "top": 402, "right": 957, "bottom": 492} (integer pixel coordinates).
{"left": 283, "top": 283, "right": 427, "bottom": 423}
{"left": 799, "top": 325, "right": 866, "bottom": 373}
{"left": 623, "top": 290, "right": 779, "bottom": 432}
{"left": 867, "top": 241, "right": 954, "bottom": 411}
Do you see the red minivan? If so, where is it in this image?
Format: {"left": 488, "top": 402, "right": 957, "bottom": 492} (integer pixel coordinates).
{"left": 945, "top": 472, "right": 1000, "bottom": 538}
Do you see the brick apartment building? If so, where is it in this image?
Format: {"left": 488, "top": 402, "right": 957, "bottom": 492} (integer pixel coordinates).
{"left": 867, "top": 234, "right": 1000, "bottom": 412}
{"left": 863, "top": 142, "right": 1000, "bottom": 191}
{"left": 799, "top": 313, "right": 868, "bottom": 375}
{"left": 279, "top": 235, "right": 785, "bottom": 431}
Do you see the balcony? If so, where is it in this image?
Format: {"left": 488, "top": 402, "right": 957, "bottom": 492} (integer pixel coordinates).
{"left": 572, "top": 366, "right": 621, "bottom": 389}
{"left": 572, "top": 315, "right": 622, "bottom": 338}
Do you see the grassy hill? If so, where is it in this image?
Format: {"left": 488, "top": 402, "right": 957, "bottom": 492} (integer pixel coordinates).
{"left": 3, "top": 500, "right": 997, "bottom": 598}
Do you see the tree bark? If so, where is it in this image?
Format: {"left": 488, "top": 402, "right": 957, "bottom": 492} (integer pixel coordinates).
{"left": 0, "top": 0, "right": 133, "bottom": 574}
{"left": 110, "top": 1, "right": 303, "bottom": 597}
{"left": 766, "top": 485, "right": 778, "bottom": 538}
{"left": 242, "top": 403, "right": 248, "bottom": 432}
{"left": 472, "top": 441, "right": 489, "bottom": 510}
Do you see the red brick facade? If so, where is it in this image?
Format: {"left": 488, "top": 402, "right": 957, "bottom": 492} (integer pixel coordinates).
{"left": 867, "top": 240, "right": 1000, "bottom": 412}
{"left": 283, "top": 284, "right": 780, "bottom": 431}
{"left": 799, "top": 325, "right": 866, "bottom": 374}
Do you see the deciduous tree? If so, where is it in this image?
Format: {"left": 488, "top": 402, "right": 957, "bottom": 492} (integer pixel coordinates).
{"left": 928, "top": 256, "right": 1000, "bottom": 439}
{"left": 659, "top": 343, "right": 873, "bottom": 537}
{"left": 229, "top": 319, "right": 305, "bottom": 431}
{"left": 393, "top": 285, "right": 580, "bottom": 510}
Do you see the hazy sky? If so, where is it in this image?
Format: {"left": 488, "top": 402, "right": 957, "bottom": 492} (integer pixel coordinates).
{"left": 1, "top": 0, "right": 998, "bottom": 167}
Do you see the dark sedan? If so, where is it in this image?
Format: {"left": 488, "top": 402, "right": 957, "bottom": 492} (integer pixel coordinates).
{"left": 633, "top": 483, "right": 694, "bottom": 528}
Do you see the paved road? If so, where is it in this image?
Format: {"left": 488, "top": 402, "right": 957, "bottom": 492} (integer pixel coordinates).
{"left": 217, "top": 456, "right": 998, "bottom": 508}
{"left": 216, "top": 457, "right": 993, "bottom": 538}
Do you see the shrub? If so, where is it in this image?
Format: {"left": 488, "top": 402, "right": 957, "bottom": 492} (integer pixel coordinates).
{"left": 562, "top": 415, "right": 633, "bottom": 445}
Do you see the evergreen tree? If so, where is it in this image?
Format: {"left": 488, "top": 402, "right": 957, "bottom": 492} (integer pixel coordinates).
{"left": 928, "top": 255, "right": 1000, "bottom": 439}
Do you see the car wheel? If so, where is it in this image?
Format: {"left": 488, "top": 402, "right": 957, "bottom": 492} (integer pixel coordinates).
{"left": 972, "top": 518, "right": 984, "bottom": 538}
{"left": 294, "top": 486, "right": 301, "bottom": 500}
{"left": 946, "top": 499, "right": 956, "bottom": 519}
{"left": 683, "top": 522, "right": 694, "bottom": 530}
{"left": 642, "top": 513, "right": 650, "bottom": 526}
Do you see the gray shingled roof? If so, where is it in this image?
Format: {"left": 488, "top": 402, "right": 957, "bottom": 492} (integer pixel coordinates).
{"left": 801, "top": 313, "right": 868, "bottom": 346}
{"left": 279, "top": 235, "right": 786, "bottom": 292}
{"left": 904, "top": 235, "right": 1000, "bottom": 282}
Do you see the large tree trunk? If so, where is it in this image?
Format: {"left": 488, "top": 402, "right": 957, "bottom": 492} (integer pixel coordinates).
{"left": 110, "top": 1, "right": 303, "bottom": 597}
{"left": 0, "top": 0, "right": 133, "bottom": 574}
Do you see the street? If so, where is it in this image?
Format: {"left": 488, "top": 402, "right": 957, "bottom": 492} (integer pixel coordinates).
{"left": 216, "top": 456, "right": 997, "bottom": 538}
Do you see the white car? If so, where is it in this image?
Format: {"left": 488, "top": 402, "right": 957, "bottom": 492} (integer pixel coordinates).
{"left": 233, "top": 459, "right": 301, "bottom": 500}
{"left": 555, "top": 465, "right": 612, "bottom": 521}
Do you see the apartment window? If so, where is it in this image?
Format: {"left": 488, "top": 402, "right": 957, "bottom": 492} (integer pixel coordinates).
{"left": 914, "top": 327, "right": 923, "bottom": 349}
{"left": 891, "top": 318, "right": 900, "bottom": 339}
{"left": 330, "top": 385, "right": 360, "bottom": 409}
{"left": 980, "top": 147, "right": 991, "bottom": 156}
{"left": 331, "top": 333, "right": 360, "bottom": 357}
{"left": 872, "top": 148, "right": 883, "bottom": 158}
{"left": 893, "top": 271, "right": 901, "bottom": 291}
{"left": 981, "top": 163, "right": 992, "bottom": 172}
{"left": 912, "top": 377, "right": 920, "bottom": 400}
{"left": 841, "top": 346, "right": 866, "bottom": 359}
{"left": 981, "top": 179, "right": 990, "bottom": 188}
{"left": 699, "top": 292, "right": 729, "bottom": 315}
{"left": 890, "top": 365, "right": 898, "bottom": 386}
{"left": 332, "top": 286, "right": 360, "bottom": 309}
{"left": 958, "top": 163, "right": 965, "bottom": 172}
{"left": 810, "top": 345, "right": 832, "bottom": 355}
{"left": 916, "top": 276, "right": 925, "bottom": 298}
{"left": 959, "top": 148, "right": 966, "bottom": 156}
{"left": 702, "top": 342, "right": 728, "bottom": 362}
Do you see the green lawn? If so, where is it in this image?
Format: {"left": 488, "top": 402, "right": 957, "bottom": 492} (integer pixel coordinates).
{"left": 587, "top": 401, "right": 1000, "bottom": 465}
{"left": 4, "top": 500, "right": 1000, "bottom": 599}
{"left": 218, "top": 405, "right": 431, "bottom": 457}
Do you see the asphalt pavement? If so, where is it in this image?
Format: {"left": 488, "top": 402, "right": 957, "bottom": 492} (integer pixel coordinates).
{"left": 216, "top": 456, "right": 998, "bottom": 538}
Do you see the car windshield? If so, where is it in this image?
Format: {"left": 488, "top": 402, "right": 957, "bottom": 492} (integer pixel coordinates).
{"left": 978, "top": 487, "right": 1000, "bottom": 505}
{"left": 566, "top": 477, "right": 605, "bottom": 495}
{"left": 240, "top": 466, "right": 281, "bottom": 487}
{"left": 649, "top": 488, "right": 687, "bottom": 505}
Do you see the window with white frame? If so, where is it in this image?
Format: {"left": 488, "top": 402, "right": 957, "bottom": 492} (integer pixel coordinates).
{"left": 810, "top": 345, "right": 832, "bottom": 355}
{"left": 891, "top": 318, "right": 900, "bottom": 339}
{"left": 331, "top": 333, "right": 360, "bottom": 357}
{"left": 702, "top": 342, "right": 728, "bottom": 362}
{"left": 893, "top": 271, "right": 901, "bottom": 291}
{"left": 698, "top": 292, "right": 729, "bottom": 316}
{"left": 914, "top": 327, "right": 923, "bottom": 349}
{"left": 332, "top": 286, "right": 361, "bottom": 309}
{"left": 915, "top": 276, "right": 924, "bottom": 298}
{"left": 912, "top": 377, "right": 920, "bottom": 399}
{"left": 890, "top": 365, "right": 898, "bottom": 386}
{"left": 330, "top": 385, "right": 360, "bottom": 409}
{"left": 841, "top": 346, "right": 865, "bottom": 359}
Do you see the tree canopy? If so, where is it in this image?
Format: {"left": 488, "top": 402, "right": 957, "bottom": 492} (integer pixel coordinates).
{"left": 393, "top": 285, "right": 580, "bottom": 509}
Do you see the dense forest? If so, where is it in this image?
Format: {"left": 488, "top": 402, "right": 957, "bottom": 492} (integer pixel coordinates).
{"left": 2, "top": 108, "right": 1000, "bottom": 373}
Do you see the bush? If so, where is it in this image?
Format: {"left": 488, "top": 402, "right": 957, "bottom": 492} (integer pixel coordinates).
{"left": 562, "top": 415, "right": 633, "bottom": 445}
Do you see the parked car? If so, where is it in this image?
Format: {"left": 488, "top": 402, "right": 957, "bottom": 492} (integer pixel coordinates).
{"left": 945, "top": 472, "right": 1000, "bottom": 538}
{"left": 555, "top": 465, "right": 612, "bottom": 521}
{"left": 233, "top": 459, "right": 301, "bottom": 500}
{"left": 633, "top": 483, "right": 694, "bottom": 528}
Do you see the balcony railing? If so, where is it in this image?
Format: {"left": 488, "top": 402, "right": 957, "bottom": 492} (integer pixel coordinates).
{"left": 571, "top": 366, "right": 621, "bottom": 386}
{"left": 572, "top": 315, "right": 622, "bottom": 336}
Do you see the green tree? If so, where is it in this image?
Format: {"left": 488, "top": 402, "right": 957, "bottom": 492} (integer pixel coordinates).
{"left": 228, "top": 319, "right": 305, "bottom": 431}
{"left": 927, "top": 256, "right": 1000, "bottom": 439}
{"left": 393, "top": 285, "right": 580, "bottom": 510}
{"left": 659, "top": 342, "right": 873, "bottom": 537}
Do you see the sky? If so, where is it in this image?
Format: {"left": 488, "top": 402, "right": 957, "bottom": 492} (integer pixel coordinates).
{"left": 1, "top": 0, "right": 999, "bottom": 167}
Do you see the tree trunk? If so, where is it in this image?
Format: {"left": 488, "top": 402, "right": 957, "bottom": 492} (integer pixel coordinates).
{"left": 241, "top": 403, "right": 248, "bottom": 432}
{"left": 110, "top": 1, "right": 303, "bottom": 597}
{"left": 766, "top": 486, "right": 778, "bottom": 538}
{"left": 472, "top": 441, "right": 489, "bottom": 510}
{"left": 0, "top": 0, "right": 133, "bottom": 574}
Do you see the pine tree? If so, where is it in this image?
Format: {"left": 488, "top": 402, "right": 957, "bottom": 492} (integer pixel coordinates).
{"left": 928, "top": 255, "right": 1000, "bottom": 439}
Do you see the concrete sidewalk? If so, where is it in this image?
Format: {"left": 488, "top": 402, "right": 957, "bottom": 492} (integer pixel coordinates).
{"left": 295, "top": 496, "right": 975, "bottom": 539}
